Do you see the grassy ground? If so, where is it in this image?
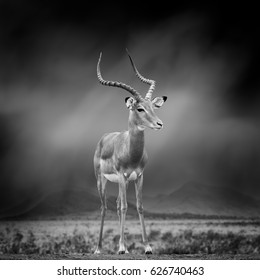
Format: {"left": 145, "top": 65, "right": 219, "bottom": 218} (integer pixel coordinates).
{"left": 0, "top": 218, "right": 259, "bottom": 259}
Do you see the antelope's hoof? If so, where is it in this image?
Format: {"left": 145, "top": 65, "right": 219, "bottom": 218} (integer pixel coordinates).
{"left": 118, "top": 250, "right": 125, "bottom": 255}
{"left": 145, "top": 245, "right": 153, "bottom": 254}
{"left": 145, "top": 250, "right": 153, "bottom": 255}
{"left": 94, "top": 248, "right": 101, "bottom": 254}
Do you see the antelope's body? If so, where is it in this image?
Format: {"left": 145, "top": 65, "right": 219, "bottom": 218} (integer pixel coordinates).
{"left": 94, "top": 50, "right": 167, "bottom": 254}
{"left": 94, "top": 129, "right": 147, "bottom": 183}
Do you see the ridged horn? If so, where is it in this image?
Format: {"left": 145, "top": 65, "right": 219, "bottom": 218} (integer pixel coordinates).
{"left": 97, "top": 52, "right": 142, "bottom": 101}
{"left": 126, "top": 49, "right": 156, "bottom": 100}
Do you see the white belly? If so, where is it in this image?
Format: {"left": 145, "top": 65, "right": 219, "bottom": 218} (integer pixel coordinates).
{"left": 104, "top": 171, "right": 138, "bottom": 183}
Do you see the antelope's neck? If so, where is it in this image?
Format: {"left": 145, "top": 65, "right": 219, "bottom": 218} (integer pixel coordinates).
{"left": 128, "top": 113, "right": 145, "bottom": 163}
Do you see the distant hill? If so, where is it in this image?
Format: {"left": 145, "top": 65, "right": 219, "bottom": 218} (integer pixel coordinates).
{"left": 1, "top": 187, "right": 138, "bottom": 219}
{"left": 0, "top": 189, "right": 49, "bottom": 219}
{"left": 1, "top": 181, "right": 260, "bottom": 219}
{"left": 143, "top": 181, "right": 260, "bottom": 217}
{"left": 28, "top": 188, "right": 102, "bottom": 217}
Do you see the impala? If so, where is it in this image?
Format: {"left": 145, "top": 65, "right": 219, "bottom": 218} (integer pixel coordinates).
{"left": 94, "top": 50, "right": 167, "bottom": 254}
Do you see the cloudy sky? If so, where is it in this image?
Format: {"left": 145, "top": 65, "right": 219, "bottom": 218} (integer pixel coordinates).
{"left": 1, "top": 1, "right": 260, "bottom": 215}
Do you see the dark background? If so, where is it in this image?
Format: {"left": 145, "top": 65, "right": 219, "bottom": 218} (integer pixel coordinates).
{"left": 1, "top": 1, "right": 260, "bottom": 217}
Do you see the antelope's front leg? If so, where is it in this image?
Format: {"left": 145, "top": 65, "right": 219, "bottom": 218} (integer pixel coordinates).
{"left": 135, "top": 174, "right": 152, "bottom": 254}
{"left": 118, "top": 175, "right": 128, "bottom": 254}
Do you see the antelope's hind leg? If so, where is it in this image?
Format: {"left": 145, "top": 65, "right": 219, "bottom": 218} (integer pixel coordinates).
{"left": 94, "top": 174, "right": 107, "bottom": 254}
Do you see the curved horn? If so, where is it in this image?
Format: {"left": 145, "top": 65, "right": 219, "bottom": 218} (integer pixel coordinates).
{"left": 97, "top": 52, "right": 142, "bottom": 101}
{"left": 126, "top": 49, "right": 156, "bottom": 100}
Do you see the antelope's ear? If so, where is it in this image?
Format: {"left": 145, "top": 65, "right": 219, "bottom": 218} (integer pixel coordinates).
{"left": 152, "top": 96, "right": 167, "bottom": 109}
{"left": 125, "top": 97, "right": 136, "bottom": 109}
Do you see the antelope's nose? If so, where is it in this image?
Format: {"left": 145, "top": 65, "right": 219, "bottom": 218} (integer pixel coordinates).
{"left": 156, "top": 121, "right": 163, "bottom": 128}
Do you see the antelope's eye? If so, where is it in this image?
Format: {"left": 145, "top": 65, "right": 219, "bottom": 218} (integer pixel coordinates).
{"left": 137, "top": 108, "right": 145, "bottom": 112}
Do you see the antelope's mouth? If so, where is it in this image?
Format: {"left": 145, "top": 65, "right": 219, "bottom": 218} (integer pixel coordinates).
{"left": 151, "top": 124, "right": 163, "bottom": 130}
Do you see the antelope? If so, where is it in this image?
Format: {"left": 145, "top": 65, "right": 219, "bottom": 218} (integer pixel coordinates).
{"left": 94, "top": 50, "right": 167, "bottom": 254}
